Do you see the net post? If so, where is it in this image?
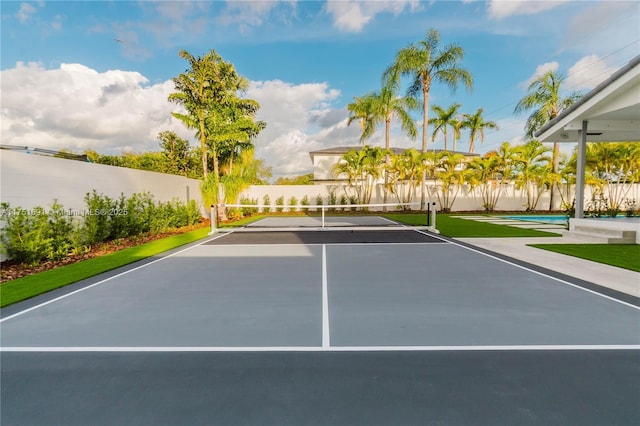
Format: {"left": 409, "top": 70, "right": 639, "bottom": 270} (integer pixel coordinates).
{"left": 430, "top": 202, "right": 437, "bottom": 232}
{"left": 321, "top": 205, "right": 325, "bottom": 228}
{"left": 208, "top": 204, "right": 217, "bottom": 235}
{"left": 426, "top": 202, "right": 431, "bottom": 226}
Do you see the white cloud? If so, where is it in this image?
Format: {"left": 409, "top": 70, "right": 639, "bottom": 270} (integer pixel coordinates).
{"left": 16, "top": 2, "right": 37, "bottom": 23}
{"left": 246, "top": 79, "right": 350, "bottom": 176}
{"left": 325, "top": 0, "right": 420, "bottom": 32}
{"left": 0, "top": 62, "right": 355, "bottom": 178}
{"left": 520, "top": 61, "right": 559, "bottom": 89}
{"left": 566, "top": 55, "right": 617, "bottom": 91}
{"left": 488, "top": 0, "right": 566, "bottom": 20}
{"left": 0, "top": 62, "right": 190, "bottom": 154}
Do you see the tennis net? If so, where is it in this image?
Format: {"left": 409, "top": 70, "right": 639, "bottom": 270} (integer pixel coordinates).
{"left": 207, "top": 202, "right": 439, "bottom": 234}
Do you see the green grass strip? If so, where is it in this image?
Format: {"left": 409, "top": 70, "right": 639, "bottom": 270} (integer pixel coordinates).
{"left": 384, "top": 213, "right": 558, "bottom": 238}
{"left": 529, "top": 244, "right": 640, "bottom": 272}
{"left": 0, "top": 228, "right": 211, "bottom": 308}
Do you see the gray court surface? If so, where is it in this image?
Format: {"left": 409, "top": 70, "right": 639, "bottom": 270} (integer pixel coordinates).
{"left": 1, "top": 224, "right": 639, "bottom": 425}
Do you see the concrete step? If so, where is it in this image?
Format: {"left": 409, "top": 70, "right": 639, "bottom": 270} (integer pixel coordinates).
{"left": 573, "top": 225, "right": 636, "bottom": 238}
{"left": 562, "top": 229, "right": 636, "bottom": 244}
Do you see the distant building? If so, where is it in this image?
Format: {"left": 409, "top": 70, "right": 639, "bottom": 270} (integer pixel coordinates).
{"left": 308, "top": 146, "right": 480, "bottom": 184}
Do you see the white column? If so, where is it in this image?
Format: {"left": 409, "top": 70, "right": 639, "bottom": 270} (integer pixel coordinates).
{"left": 575, "top": 121, "right": 588, "bottom": 218}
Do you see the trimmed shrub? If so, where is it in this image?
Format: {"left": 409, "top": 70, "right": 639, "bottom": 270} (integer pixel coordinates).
{"left": 262, "top": 195, "right": 271, "bottom": 213}
{"left": 288, "top": 196, "right": 298, "bottom": 212}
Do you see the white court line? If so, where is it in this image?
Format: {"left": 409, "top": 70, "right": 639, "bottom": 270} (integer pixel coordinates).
{"left": 1, "top": 345, "right": 638, "bottom": 352}
{"left": 412, "top": 228, "right": 640, "bottom": 311}
{"left": 0, "top": 232, "right": 234, "bottom": 324}
{"left": 322, "top": 244, "right": 330, "bottom": 348}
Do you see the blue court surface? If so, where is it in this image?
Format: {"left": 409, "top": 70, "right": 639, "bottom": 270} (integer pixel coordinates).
{"left": 1, "top": 225, "right": 639, "bottom": 425}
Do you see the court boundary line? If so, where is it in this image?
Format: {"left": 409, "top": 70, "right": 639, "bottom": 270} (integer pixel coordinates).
{"left": 0, "top": 232, "right": 233, "bottom": 324}
{"left": 412, "top": 229, "right": 640, "bottom": 310}
{"left": 2, "top": 345, "right": 638, "bottom": 352}
{"left": 322, "top": 244, "right": 330, "bottom": 348}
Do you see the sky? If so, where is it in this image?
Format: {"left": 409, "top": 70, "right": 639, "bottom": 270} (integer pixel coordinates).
{"left": 1, "top": 0, "right": 639, "bottom": 179}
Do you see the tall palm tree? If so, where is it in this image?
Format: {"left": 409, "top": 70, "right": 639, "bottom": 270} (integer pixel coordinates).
{"left": 347, "top": 95, "right": 376, "bottom": 146}
{"left": 514, "top": 70, "right": 583, "bottom": 209}
{"left": 367, "top": 79, "right": 418, "bottom": 209}
{"left": 429, "top": 103, "right": 461, "bottom": 151}
{"left": 385, "top": 28, "right": 473, "bottom": 208}
{"left": 461, "top": 108, "right": 499, "bottom": 153}
{"left": 450, "top": 118, "right": 463, "bottom": 152}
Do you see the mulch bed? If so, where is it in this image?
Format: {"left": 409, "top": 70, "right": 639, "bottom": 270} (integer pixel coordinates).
{"left": 1, "top": 222, "right": 209, "bottom": 283}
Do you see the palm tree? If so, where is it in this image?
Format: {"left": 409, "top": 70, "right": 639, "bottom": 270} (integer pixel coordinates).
{"left": 461, "top": 108, "right": 498, "bottom": 153}
{"left": 367, "top": 78, "right": 418, "bottom": 209}
{"left": 333, "top": 146, "right": 386, "bottom": 205}
{"left": 513, "top": 140, "right": 552, "bottom": 211}
{"left": 467, "top": 155, "right": 505, "bottom": 212}
{"left": 450, "top": 118, "right": 463, "bottom": 152}
{"left": 514, "top": 70, "right": 583, "bottom": 209}
{"left": 429, "top": 103, "right": 461, "bottom": 151}
{"left": 385, "top": 28, "right": 473, "bottom": 208}
{"left": 347, "top": 95, "right": 376, "bottom": 146}
{"left": 385, "top": 148, "right": 428, "bottom": 209}
{"left": 170, "top": 49, "right": 240, "bottom": 178}
{"left": 433, "top": 151, "right": 472, "bottom": 212}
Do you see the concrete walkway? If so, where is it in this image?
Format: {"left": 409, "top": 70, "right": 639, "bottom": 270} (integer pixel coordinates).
{"left": 457, "top": 236, "right": 640, "bottom": 298}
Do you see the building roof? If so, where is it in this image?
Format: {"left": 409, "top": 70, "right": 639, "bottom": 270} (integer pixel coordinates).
{"left": 535, "top": 55, "right": 640, "bottom": 143}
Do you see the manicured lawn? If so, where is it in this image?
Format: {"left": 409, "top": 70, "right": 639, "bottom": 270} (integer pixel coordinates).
{"left": 528, "top": 244, "right": 640, "bottom": 272}
{"left": 384, "top": 213, "right": 558, "bottom": 238}
{"left": 0, "top": 227, "right": 211, "bottom": 308}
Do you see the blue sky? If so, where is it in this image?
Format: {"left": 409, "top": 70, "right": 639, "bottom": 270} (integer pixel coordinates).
{"left": 2, "top": 0, "right": 639, "bottom": 178}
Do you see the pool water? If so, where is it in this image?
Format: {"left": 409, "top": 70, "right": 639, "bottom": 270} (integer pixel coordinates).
{"left": 502, "top": 215, "right": 568, "bottom": 224}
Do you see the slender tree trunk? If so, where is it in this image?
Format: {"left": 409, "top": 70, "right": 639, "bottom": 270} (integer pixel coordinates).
{"left": 549, "top": 142, "right": 560, "bottom": 211}
{"left": 420, "top": 85, "right": 430, "bottom": 209}
{"left": 199, "top": 116, "right": 208, "bottom": 178}
{"left": 211, "top": 147, "right": 227, "bottom": 222}
{"left": 383, "top": 116, "right": 391, "bottom": 211}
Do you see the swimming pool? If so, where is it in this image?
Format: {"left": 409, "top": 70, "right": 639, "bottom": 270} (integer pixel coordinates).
{"left": 501, "top": 215, "right": 568, "bottom": 224}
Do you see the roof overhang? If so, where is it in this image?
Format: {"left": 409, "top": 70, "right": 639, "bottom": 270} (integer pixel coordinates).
{"left": 535, "top": 55, "right": 640, "bottom": 143}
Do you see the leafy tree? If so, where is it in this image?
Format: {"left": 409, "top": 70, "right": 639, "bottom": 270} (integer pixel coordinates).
{"left": 158, "top": 131, "right": 191, "bottom": 176}
{"left": 429, "top": 103, "right": 461, "bottom": 151}
{"left": 276, "top": 174, "right": 314, "bottom": 185}
{"left": 169, "top": 49, "right": 262, "bottom": 222}
{"left": 385, "top": 149, "right": 427, "bottom": 209}
{"left": 347, "top": 95, "right": 376, "bottom": 146}
{"left": 513, "top": 140, "right": 552, "bottom": 211}
{"left": 333, "top": 146, "right": 386, "bottom": 205}
{"left": 386, "top": 28, "right": 473, "bottom": 208}
{"left": 461, "top": 108, "right": 498, "bottom": 153}
{"left": 468, "top": 154, "right": 506, "bottom": 212}
{"left": 585, "top": 142, "right": 640, "bottom": 215}
{"left": 207, "top": 98, "right": 266, "bottom": 174}
{"left": 432, "top": 152, "right": 473, "bottom": 212}
{"left": 514, "top": 70, "right": 582, "bottom": 209}
{"left": 367, "top": 74, "right": 418, "bottom": 209}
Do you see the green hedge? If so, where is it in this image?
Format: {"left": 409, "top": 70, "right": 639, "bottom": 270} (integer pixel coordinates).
{"left": 1, "top": 192, "right": 201, "bottom": 266}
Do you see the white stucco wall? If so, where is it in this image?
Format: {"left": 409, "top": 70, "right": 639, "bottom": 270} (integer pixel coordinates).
{"left": 0, "top": 150, "right": 203, "bottom": 212}
{"left": 238, "top": 182, "right": 640, "bottom": 213}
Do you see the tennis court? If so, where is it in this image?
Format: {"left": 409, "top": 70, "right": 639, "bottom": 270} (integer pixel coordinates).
{"left": 1, "top": 214, "right": 639, "bottom": 425}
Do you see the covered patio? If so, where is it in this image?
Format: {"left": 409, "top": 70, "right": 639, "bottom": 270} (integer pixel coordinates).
{"left": 535, "top": 55, "right": 640, "bottom": 244}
